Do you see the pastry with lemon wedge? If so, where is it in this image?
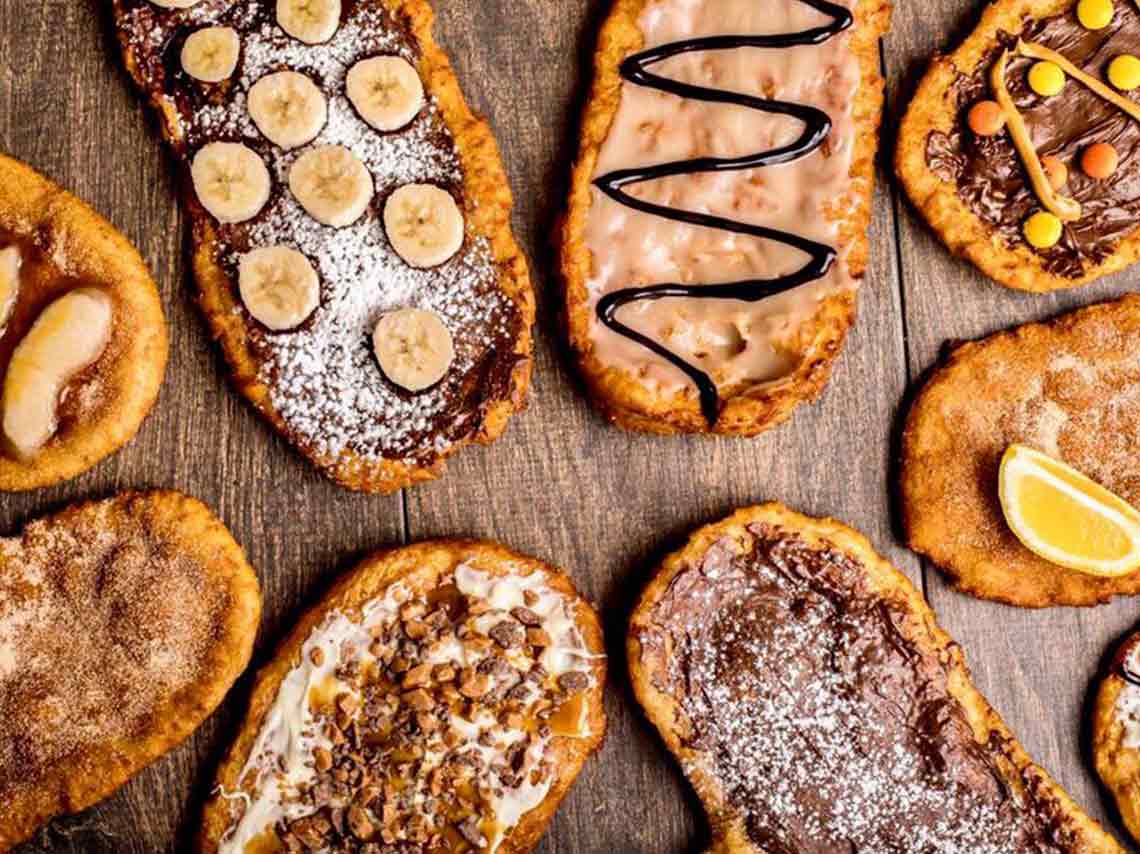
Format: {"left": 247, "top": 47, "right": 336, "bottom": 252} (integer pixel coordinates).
{"left": 902, "top": 294, "right": 1140, "bottom": 606}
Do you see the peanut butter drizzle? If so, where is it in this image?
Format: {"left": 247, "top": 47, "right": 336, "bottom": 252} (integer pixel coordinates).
{"left": 990, "top": 48, "right": 1082, "bottom": 221}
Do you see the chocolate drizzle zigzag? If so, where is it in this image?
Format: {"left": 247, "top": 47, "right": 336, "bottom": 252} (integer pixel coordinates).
{"left": 593, "top": 0, "right": 852, "bottom": 425}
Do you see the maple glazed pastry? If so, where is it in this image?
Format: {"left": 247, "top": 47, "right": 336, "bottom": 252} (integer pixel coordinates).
{"left": 0, "top": 491, "right": 261, "bottom": 851}
{"left": 901, "top": 295, "right": 1140, "bottom": 607}
{"left": 1093, "top": 630, "right": 1140, "bottom": 846}
{"left": 112, "top": 0, "right": 534, "bottom": 493}
{"left": 561, "top": 0, "right": 890, "bottom": 434}
{"left": 899, "top": 0, "right": 1140, "bottom": 291}
{"left": 200, "top": 540, "right": 605, "bottom": 853}
{"left": 0, "top": 153, "right": 167, "bottom": 490}
{"left": 628, "top": 503, "right": 1124, "bottom": 853}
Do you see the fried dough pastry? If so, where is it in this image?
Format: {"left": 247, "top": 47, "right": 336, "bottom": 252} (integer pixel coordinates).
{"left": 902, "top": 295, "right": 1140, "bottom": 607}
{"left": 561, "top": 0, "right": 890, "bottom": 434}
{"left": 0, "top": 153, "right": 167, "bottom": 490}
{"left": 112, "top": 0, "right": 533, "bottom": 493}
{"left": 200, "top": 539, "right": 605, "bottom": 853}
{"left": 1093, "top": 630, "right": 1140, "bottom": 846}
{"left": 629, "top": 503, "right": 1123, "bottom": 853}
{"left": 898, "top": 0, "right": 1140, "bottom": 291}
{"left": 0, "top": 491, "right": 261, "bottom": 851}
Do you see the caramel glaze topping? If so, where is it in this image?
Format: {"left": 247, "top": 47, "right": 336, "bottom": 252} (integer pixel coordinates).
{"left": 638, "top": 525, "right": 1084, "bottom": 853}
{"left": 926, "top": 3, "right": 1140, "bottom": 278}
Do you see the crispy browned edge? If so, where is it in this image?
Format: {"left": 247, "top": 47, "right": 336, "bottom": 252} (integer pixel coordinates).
{"left": 900, "top": 294, "right": 1140, "bottom": 608}
{"left": 1094, "top": 632, "right": 1140, "bottom": 846}
{"left": 0, "top": 490, "right": 262, "bottom": 852}
{"left": 895, "top": 0, "right": 1140, "bottom": 292}
{"left": 0, "top": 153, "right": 168, "bottom": 491}
{"left": 197, "top": 538, "right": 607, "bottom": 853}
{"left": 558, "top": 0, "right": 891, "bottom": 435}
{"left": 111, "top": 0, "right": 535, "bottom": 493}
{"left": 627, "top": 503, "right": 1124, "bottom": 853}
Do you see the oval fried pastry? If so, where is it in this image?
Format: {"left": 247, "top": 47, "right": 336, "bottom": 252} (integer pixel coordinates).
{"left": 0, "top": 491, "right": 261, "bottom": 850}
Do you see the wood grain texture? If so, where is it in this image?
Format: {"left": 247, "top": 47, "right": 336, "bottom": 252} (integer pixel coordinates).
{"left": 0, "top": 0, "right": 1131, "bottom": 851}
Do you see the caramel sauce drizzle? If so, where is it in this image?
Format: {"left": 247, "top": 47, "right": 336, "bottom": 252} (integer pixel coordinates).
{"left": 592, "top": 0, "right": 852, "bottom": 425}
{"left": 989, "top": 39, "right": 1140, "bottom": 223}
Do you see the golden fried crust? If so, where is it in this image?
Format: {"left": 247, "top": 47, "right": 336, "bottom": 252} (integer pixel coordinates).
{"left": 896, "top": 0, "right": 1140, "bottom": 292}
{"left": 901, "top": 295, "right": 1140, "bottom": 607}
{"left": 0, "top": 153, "right": 168, "bottom": 491}
{"left": 198, "top": 539, "right": 606, "bottom": 853}
{"left": 559, "top": 0, "right": 890, "bottom": 435}
{"left": 112, "top": 0, "right": 534, "bottom": 494}
{"left": 628, "top": 503, "right": 1123, "bottom": 853}
{"left": 0, "top": 490, "right": 261, "bottom": 851}
{"left": 1094, "top": 632, "right": 1140, "bottom": 846}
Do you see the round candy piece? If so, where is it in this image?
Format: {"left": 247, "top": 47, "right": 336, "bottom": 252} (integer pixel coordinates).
{"left": 1028, "top": 61, "right": 1066, "bottom": 96}
{"left": 1109, "top": 54, "right": 1140, "bottom": 90}
{"left": 1082, "top": 142, "right": 1119, "bottom": 178}
{"left": 1041, "top": 154, "right": 1068, "bottom": 190}
{"left": 968, "top": 100, "right": 1006, "bottom": 135}
{"left": 1077, "top": 0, "right": 1114, "bottom": 29}
{"left": 1023, "top": 211, "right": 1063, "bottom": 249}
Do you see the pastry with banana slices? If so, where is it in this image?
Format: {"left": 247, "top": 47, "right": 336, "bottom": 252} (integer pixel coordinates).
{"left": 899, "top": 0, "right": 1140, "bottom": 291}
{"left": 112, "top": 0, "right": 534, "bottom": 493}
{"left": 0, "top": 152, "right": 168, "bottom": 491}
{"left": 199, "top": 540, "right": 605, "bottom": 853}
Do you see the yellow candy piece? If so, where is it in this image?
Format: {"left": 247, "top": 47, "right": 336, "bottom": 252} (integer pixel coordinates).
{"left": 1078, "top": 0, "right": 1114, "bottom": 29}
{"left": 1023, "top": 211, "right": 1063, "bottom": 249}
{"left": 1109, "top": 54, "right": 1140, "bottom": 90}
{"left": 1028, "top": 61, "right": 1066, "bottom": 96}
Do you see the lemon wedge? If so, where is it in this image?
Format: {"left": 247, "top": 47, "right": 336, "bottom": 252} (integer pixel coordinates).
{"left": 998, "top": 443, "right": 1140, "bottom": 577}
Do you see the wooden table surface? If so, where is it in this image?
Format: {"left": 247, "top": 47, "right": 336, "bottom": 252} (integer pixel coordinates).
{"left": 3, "top": 0, "right": 1139, "bottom": 851}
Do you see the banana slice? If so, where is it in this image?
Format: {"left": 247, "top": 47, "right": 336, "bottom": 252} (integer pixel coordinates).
{"left": 247, "top": 71, "right": 327, "bottom": 150}
{"left": 0, "top": 246, "right": 22, "bottom": 333}
{"left": 288, "top": 145, "right": 373, "bottom": 228}
{"left": 373, "top": 307, "right": 455, "bottom": 392}
{"left": 181, "top": 27, "right": 241, "bottom": 83}
{"left": 238, "top": 246, "right": 320, "bottom": 331}
{"left": 346, "top": 56, "right": 425, "bottom": 132}
{"left": 3, "top": 288, "right": 113, "bottom": 459}
{"left": 191, "top": 142, "right": 272, "bottom": 224}
{"left": 150, "top": 0, "right": 203, "bottom": 7}
{"left": 276, "top": 0, "right": 341, "bottom": 44}
{"left": 383, "top": 184, "right": 465, "bottom": 268}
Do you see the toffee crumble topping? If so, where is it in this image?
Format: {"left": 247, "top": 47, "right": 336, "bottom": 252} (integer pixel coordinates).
{"left": 638, "top": 525, "right": 1083, "bottom": 853}
{"left": 218, "top": 564, "right": 597, "bottom": 852}
{"left": 114, "top": 0, "right": 525, "bottom": 465}
{"left": 926, "top": 3, "right": 1140, "bottom": 278}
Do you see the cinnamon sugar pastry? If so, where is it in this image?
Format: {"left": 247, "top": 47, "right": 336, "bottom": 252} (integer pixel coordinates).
{"left": 200, "top": 540, "right": 605, "bottom": 853}
{"left": 0, "top": 153, "right": 167, "bottom": 490}
{"left": 112, "top": 0, "right": 534, "bottom": 493}
{"left": 629, "top": 504, "right": 1123, "bottom": 853}
{"left": 561, "top": 0, "right": 890, "bottom": 434}
{"left": 0, "top": 491, "right": 261, "bottom": 851}
{"left": 901, "top": 295, "right": 1140, "bottom": 607}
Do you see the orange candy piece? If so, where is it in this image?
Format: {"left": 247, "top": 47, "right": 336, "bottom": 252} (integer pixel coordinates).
{"left": 1082, "top": 142, "right": 1119, "bottom": 178}
{"left": 1041, "top": 154, "right": 1068, "bottom": 190}
{"left": 967, "top": 101, "right": 1005, "bottom": 136}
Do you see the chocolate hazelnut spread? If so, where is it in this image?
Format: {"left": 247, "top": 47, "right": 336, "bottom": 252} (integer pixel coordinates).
{"left": 638, "top": 525, "right": 1082, "bottom": 852}
{"left": 113, "top": 0, "right": 524, "bottom": 464}
{"left": 925, "top": 4, "right": 1140, "bottom": 278}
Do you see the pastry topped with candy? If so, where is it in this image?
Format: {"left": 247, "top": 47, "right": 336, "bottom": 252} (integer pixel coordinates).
{"left": 0, "top": 153, "right": 167, "bottom": 490}
{"left": 200, "top": 540, "right": 605, "bottom": 853}
{"left": 112, "top": 0, "right": 534, "bottom": 492}
{"left": 900, "top": 0, "right": 1140, "bottom": 291}
{"left": 561, "top": 0, "right": 890, "bottom": 434}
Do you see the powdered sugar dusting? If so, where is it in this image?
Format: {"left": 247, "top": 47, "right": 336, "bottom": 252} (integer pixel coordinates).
{"left": 118, "top": 0, "right": 522, "bottom": 463}
{"left": 642, "top": 530, "right": 1074, "bottom": 852}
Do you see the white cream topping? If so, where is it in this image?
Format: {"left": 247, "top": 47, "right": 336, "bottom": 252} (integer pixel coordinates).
{"left": 1116, "top": 645, "right": 1140, "bottom": 749}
